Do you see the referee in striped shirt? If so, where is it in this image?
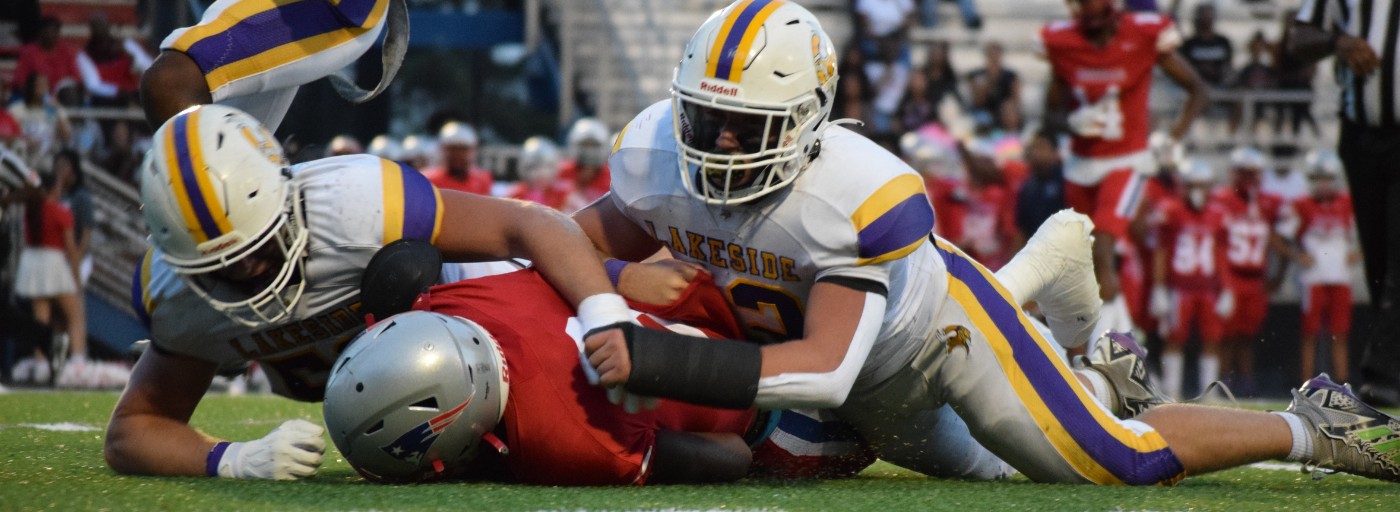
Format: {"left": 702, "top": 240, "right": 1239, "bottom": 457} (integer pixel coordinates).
{"left": 1289, "top": 0, "right": 1400, "bottom": 405}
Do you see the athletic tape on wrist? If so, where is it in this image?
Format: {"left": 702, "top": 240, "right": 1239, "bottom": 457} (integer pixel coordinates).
{"left": 604, "top": 259, "right": 629, "bottom": 288}
{"left": 1271, "top": 411, "right": 1312, "bottom": 462}
{"left": 207, "top": 442, "right": 232, "bottom": 477}
{"left": 577, "top": 293, "right": 632, "bottom": 333}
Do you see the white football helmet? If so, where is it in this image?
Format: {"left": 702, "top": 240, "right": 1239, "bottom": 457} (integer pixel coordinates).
{"left": 1178, "top": 158, "right": 1215, "bottom": 185}
{"left": 368, "top": 135, "right": 404, "bottom": 161}
{"left": 140, "top": 105, "right": 308, "bottom": 327}
{"left": 1304, "top": 149, "right": 1343, "bottom": 178}
{"left": 438, "top": 122, "right": 478, "bottom": 148}
{"left": 566, "top": 118, "right": 611, "bottom": 168}
{"left": 671, "top": 0, "right": 839, "bottom": 204}
{"left": 1229, "top": 146, "right": 1268, "bottom": 171}
{"left": 324, "top": 311, "right": 509, "bottom": 482}
{"left": 518, "top": 136, "right": 561, "bottom": 184}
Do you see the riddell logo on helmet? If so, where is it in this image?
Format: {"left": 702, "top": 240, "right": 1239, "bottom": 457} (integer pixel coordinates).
{"left": 199, "top": 236, "right": 243, "bottom": 256}
{"left": 700, "top": 81, "right": 739, "bottom": 96}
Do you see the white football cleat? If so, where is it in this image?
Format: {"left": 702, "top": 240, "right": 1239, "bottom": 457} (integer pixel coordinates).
{"left": 995, "top": 210, "right": 1102, "bottom": 349}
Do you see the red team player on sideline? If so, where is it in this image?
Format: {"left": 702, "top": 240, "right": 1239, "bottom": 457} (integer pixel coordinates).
{"left": 1211, "top": 147, "right": 1285, "bottom": 392}
{"left": 1149, "top": 160, "right": 1226, "bottom": 400}
{"left": 1278, "top": 151, "right": 1359, "bottom": 383}
{"left": 325, "top": 265, "right": 876, "bottom": 485}
{"left": 1040, "top": 0, "right": 1208, "bottom": 339}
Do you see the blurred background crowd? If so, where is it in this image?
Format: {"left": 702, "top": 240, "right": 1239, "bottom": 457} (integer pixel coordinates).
{"left": 0, "top": 0, "right": 1364, "bottom": 398}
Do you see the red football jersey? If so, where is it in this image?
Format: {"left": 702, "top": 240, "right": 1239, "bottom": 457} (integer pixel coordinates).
{"left": 1040, "top": 13, "right": 1180, "bottom": 159}
{"left": 926, "top": 177, "right": 1017, "bottom": 270}
{"left": 415, "top": 270, "right": 754, "bottom": 486}
{"left": 1155, "top": 198, "right": 1226, "bottom": 292}
{"left": 1281, "top": 194, "right": 1356, "bottom": 285}
{"left": 1212, "top": 188, "right": 1284, "bottom": 278}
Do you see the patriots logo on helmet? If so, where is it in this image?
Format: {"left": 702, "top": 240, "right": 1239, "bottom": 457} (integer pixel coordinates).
{"left": 381, "top": 398, "right": 472, "bottom": 466}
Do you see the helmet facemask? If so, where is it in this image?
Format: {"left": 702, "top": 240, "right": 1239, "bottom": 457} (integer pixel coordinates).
{"left": 673, "top": 86, "right": 823, "bottom": 205}
{"left": 169, "top": 184, "right": 310, "bottom": 328}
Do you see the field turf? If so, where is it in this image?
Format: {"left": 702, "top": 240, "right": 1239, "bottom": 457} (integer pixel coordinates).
{"left": 1, "top": 391, "right": 1397, "bottom": 512}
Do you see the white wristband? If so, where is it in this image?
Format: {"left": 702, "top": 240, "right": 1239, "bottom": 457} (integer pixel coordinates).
{"left": 577, "top": 293, "right": 633, "bottom": 334}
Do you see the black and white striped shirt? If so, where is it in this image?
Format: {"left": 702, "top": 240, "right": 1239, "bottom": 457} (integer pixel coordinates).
{"left": 1297, "top": 0, "right": 1400, "bottom": 127}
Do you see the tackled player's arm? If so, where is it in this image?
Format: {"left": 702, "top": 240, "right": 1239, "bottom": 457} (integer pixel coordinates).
{"left": 1156, "top": 51, "right": 1209, "bottom": 142}
{"left": 572, "top": 192, "right": 666, "bottom": 262}
{"left": 588, "top": 279, "right": 885, "bottom": 411}
{"left": 140, "top": 51, "right": 213, "bottom": 131}
{"left": 105, "top": 345, "right": 220, "bottom": 476}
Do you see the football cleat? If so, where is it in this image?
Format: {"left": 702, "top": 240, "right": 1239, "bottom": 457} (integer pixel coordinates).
{"left": 1079, "top": 331, "right": 1174, "bottom": 419}
{"left": 1286, "top": 374, "right": 1400, "bottom": 482}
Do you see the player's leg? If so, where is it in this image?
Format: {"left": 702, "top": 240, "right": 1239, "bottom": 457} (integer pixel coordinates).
{"left": 1198, "top": 293, "right": 1224, "bottom": 395}
{"left": 1301, "top": 285, "right": 1323, "bottom": 382}
{"left": 835, "top": 401, "right": 1015, "bottom": 480}
{"left": 923, "top": 240, "right": 1339, "bottom": 484}
{"left": 1161, "top": 290, "right": 1191, "bottom": 400}
{"left": 1328, "top": 285, "right": 1353, "bottom": 382}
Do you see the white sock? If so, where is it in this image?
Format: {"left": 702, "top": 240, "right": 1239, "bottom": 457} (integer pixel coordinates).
{"left": 1199, "top": 354, "right": 1220, "bottom": 394}
{"left": 70, "top": 353, "right": 87, "bottom": 365}
{"left": 1080, "top": 369, "right": 1115, "bottom": 411}
{"left": 1162, "top": 351, "right": 1184, "bottom": 400}
{"left": 1271, "top": 412, "right": 1313, "bottom": 462}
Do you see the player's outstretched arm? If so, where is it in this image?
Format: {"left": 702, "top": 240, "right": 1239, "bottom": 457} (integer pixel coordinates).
{"left": 106, "top": 347, "right": 327, "bottom": 479}
{"left": 1156, "top": 52, "right": 1209, "bottom": 142}
{"left": 647, "top": 431, "right": 752, "bottom": 484}
{"left": 140, "top": 51, "right": 212, "bottom": 131}
{"left": 105, "top": 346, "right": 220, "bottom": 476}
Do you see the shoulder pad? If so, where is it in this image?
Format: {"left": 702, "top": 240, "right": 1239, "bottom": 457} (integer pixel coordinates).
{"left": 612, "top": 100, "right": 675, "bottom": 156}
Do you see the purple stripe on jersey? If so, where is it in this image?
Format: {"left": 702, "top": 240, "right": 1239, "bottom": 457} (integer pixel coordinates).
{"left": 336, "top": 0, "right": 382, "bottom": 27}
{"left": 856, "top": 194, "right": 935, "bottom": 260}
{"left": 713, "top": 0, "right": 774, "bottom": 80}
{"left": 183, "top": 0, "right": 352, "bottom": 74}
{"left": 398, "top": 162, "right": 438, "bottom": 242}
{"left": 934, "top": 245, "right": 1185, "bottom": 486}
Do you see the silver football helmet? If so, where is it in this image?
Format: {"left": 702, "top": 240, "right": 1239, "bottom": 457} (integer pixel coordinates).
{"left": 324, "top": 311, "right": 509, "bottom": 482}
{"left": 566, "top": 118, "right": 611, "bottom": 168}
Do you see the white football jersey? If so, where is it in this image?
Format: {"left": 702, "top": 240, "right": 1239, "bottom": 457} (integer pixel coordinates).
{"left": 609, "top": 101, "right": 947, "bottom": 388}
{"left": 160, "top": 0, "right": 390, "bottom": 132}
{"left": 134, "top": 154, "right": 453, "bottom": 401}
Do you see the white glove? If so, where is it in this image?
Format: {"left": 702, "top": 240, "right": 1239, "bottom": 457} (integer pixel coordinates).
{"left": 1215, "top": 290, "right": 1235, "bottom": 319}
{"left": 1150, "top": 286, "right": 1172, "bottom": 320}
{"left": 217, "top": 419, "right": 325, "bottom": 480}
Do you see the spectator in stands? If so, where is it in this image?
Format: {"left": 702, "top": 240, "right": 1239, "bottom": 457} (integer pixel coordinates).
{"left": 98, "top": 121, "right": 140, "bottom": 183}
{"left": 1015, "top": 130, "right": 1066, "bottom": 250}
{"left": 855, "top": 0, "right": 915, "bottom": 133}
{"left": 76, "top": 11, "right": 152, "bottom": 106}
{"left": 833, "top": 46, "right": 874, "bottom": 131}
{"left": 57, "top": 151, "right": 92, "bottom": 288}
{"left": 508, "top": 136, "right": 572, "bottom": 211}
{"left": 1179, "top": 4, "right": 1233, "bottom": 88}
{"left": 11, "top": 151, "right": 87, "bottom": 386}
{"left": 1232, "top": 31, "right": 1277, "bottom": 133}
{"left": 895, "top": 73, "right": 937, "bottom": 132}
{"left": 559, "top": 118, "right": 611, "bottom": 213}
{"left": 11, "top": 17, "right": 80, "bottom": 101}
{"left": 9, "top": 73, "right": 72, "bottom": 169}
{"left": 917, "top": 0, "right": 982, "bottom": 30}
{"left": 422, "top": 122, "right": 493, "bottom": 195}
{"left": 922, "top": 40, "right": 962, "bottom": 113}
{"left": 1278, "top": 154, "right": 1358, "bottom": 383}
{"left": 967, "top": 41, "right": 1021, "bottom": 132}
{"left": 1274, "top": 10, "right": 1319, "bottom": 138}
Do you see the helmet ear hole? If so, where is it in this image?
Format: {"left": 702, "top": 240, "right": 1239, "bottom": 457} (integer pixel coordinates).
{"left": 364, "top": 419, "right": 384, "bottom": 435}
{"left": 409, "top": 397, "right": 439, "bottom": 411}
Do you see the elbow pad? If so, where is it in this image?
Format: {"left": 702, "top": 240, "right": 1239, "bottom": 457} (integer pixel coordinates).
{"left": 754, "top": 292, "right": 886, "bottom": 410}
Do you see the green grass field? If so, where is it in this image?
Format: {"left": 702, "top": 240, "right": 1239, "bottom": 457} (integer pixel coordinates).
{"left": 1, "top": 391, "right": 1397, "bottom": 512}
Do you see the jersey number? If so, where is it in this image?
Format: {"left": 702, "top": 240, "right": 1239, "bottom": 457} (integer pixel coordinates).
{"left": 260, "top": 336, "right": 355, "bottom": 402}
{"left": 727, "top": 280, "right": 805, "bottom": 343}
{"left": 1172, "top": 233, "right": 1215, "bottom": 276}
{"left": 1226, "top": 222, "right": 1269, "bottom": 267}
{"left": 1073, "top": 85, "right": 1124, "bottom": 140}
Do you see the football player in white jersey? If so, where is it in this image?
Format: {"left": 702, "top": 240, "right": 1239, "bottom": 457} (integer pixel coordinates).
{"left": 104, "top": 105, "right": 636, "bottom": 480}
{"left": 575, "top": 0, "right": 1400, "bottom": 485}
{"left": 140, "top": 0, "right": 406, "bottom": 131}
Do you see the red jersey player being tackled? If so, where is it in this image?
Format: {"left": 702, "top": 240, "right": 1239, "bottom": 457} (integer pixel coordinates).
{"left": 1040, "top": 0, "right": 1208, "bottom": 338}
{"left": 322, "top": 243, "right": 878, "bottom": 485}
{"left": 1149, "top": 160, "right": 1227, "bottom": 400}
